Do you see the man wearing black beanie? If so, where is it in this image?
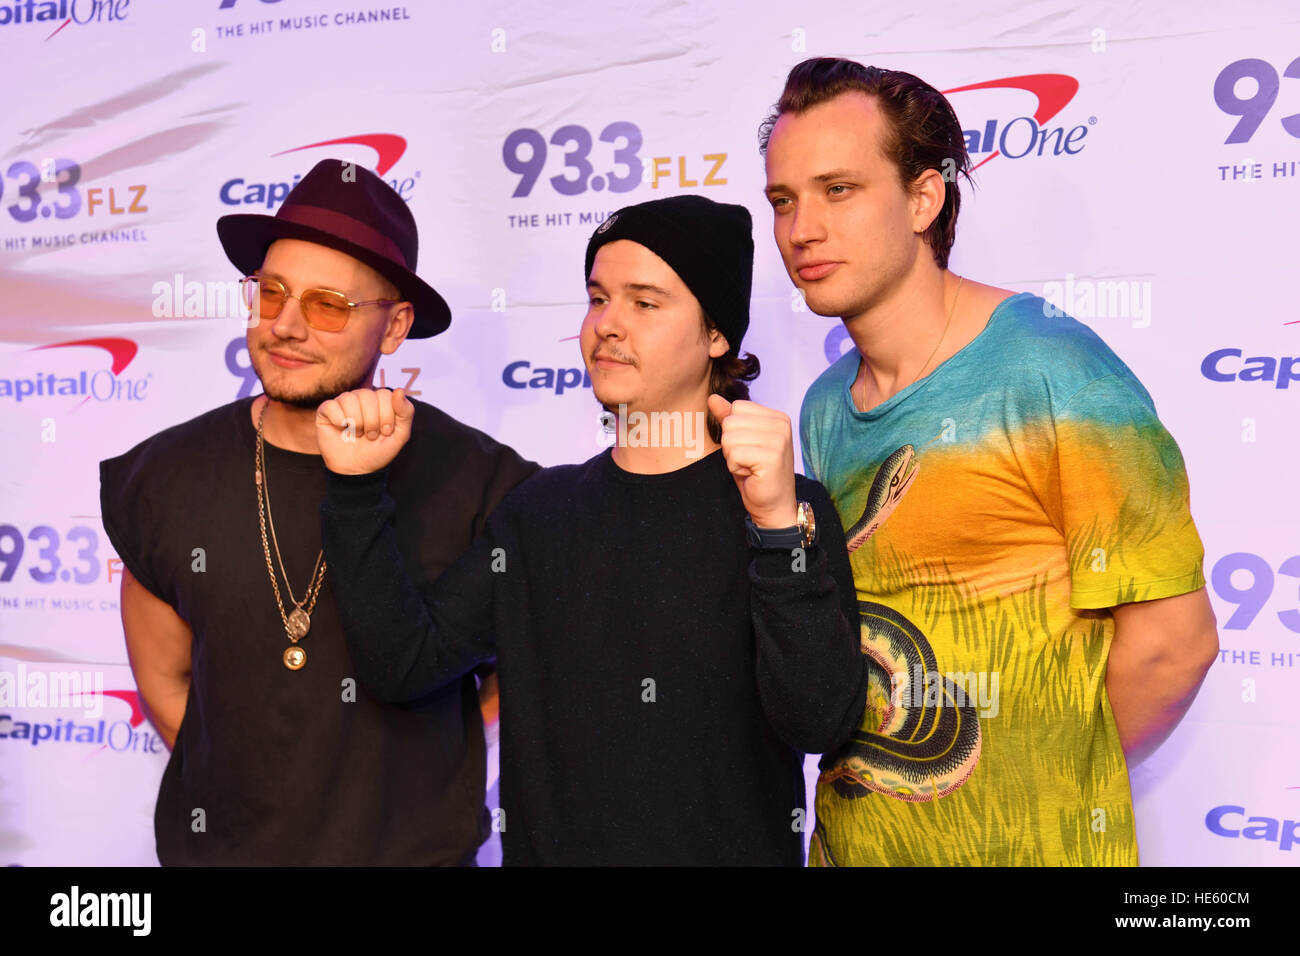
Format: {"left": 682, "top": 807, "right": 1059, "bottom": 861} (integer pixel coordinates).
{"left": 316, "top": 194, "right": 868, "bottom": 865}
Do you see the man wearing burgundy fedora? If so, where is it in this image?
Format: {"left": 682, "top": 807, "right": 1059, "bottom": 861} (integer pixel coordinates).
{"left": 99, "top": 159, "right": 537, "bottom": 865}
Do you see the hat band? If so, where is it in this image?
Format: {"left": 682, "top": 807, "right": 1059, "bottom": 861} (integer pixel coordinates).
{"left": 277, "top": 203, "right": 410, "bottom": 269}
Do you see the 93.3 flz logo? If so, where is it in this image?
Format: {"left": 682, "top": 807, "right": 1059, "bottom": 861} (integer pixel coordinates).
{"left": 502, "top": 122, "right": 644, "bottom": 199}
{"left": 500, "top": 121, "right": 730, "bottom": 229}
{"left": 1213, "top": 55, "right": 1300, "bottom": 182}
{"left": 1, "top": 159, "right": 146, "bottom": 224}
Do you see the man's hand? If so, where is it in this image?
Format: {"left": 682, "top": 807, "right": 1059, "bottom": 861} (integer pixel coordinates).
{"left": 316, "top": 387, "right": 414, "bottom": 475}
{"left": 707, "top": 394, "right": 798, "bottom": 528}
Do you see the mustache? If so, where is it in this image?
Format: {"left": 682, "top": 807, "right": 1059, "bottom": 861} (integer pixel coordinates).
{"left": 591, "top": 346, "right": 636, "bottom": 366}
{"left": 260, "top": 342, "right": 320, "bottom": 363}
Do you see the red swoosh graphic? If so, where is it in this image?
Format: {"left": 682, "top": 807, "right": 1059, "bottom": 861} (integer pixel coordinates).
{"left": 45, "top": 18, "right": 72, "bottom": 40}
{"left": 941, "top": 74, "right": 1080, "bottom": 170}
{"left": 101, "top": 690, "right": 146, "bottom": 728}
{"left": 272, "top": 134, "right": 408, "bottom": 177}
{"left": 32, "top": 336, "right": 138, "bottom": 375}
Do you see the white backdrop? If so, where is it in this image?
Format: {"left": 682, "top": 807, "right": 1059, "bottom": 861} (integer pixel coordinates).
{"left": 1, "top": 0, "right": 1297, "bottom": 866}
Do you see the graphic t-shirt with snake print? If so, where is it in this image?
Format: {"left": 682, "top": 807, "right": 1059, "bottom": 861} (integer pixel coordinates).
{"left": 800, "top": 291, "right": 1205, "bottom": 866}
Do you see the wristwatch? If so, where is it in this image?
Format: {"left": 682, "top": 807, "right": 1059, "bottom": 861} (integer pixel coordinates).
{"left": 745, "top": 501, "right": 816, "bottom": 550}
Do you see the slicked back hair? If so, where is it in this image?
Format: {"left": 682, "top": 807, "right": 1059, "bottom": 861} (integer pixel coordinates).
{"left": 759, "top": 57, "right": 972, "bottom": 270}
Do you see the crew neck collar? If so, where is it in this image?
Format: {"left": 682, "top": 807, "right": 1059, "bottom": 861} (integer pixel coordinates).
{"left": 844, "top": 291, "right": 1031, "bottom": 420}
{"left": 599, "top": 445, "right": 726, "bottom": 485}
{"left": 236, "top": 395, "right": 325, "bottom": 473}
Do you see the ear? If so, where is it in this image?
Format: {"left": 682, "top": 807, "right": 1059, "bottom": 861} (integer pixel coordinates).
{"left": 379, "top": 302, "right": 415, "bottom": 354}
{"left": 910, "top": 168, "right": 945, "bottom": 236}
{"left": 707, "top": 328, "right": 730, "bottom": 360}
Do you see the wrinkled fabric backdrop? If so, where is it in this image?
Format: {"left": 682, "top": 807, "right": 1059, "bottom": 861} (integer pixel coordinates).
{"left": 1, "top": 0, "right": 1296, "bottom": 866}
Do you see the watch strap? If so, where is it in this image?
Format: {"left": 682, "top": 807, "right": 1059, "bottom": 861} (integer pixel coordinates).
{"left": 745, "top": 501, "right": 816, "bottom": 550}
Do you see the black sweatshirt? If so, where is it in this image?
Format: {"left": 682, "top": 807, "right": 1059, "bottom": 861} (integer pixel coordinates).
{"left": 320, "top": 446, "right": 867, "bottom": 865}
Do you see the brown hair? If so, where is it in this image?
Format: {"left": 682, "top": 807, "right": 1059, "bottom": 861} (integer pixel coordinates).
{"left": 702, "top": 310, "right": 760, "bottom": 443}
{"left": 758, "top": 57, "right": 972, "bottom": 270}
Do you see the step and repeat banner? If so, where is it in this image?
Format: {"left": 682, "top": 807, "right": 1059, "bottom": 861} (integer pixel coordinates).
{"left": 1, "top": 0, "right": 1296, "bottom": 866}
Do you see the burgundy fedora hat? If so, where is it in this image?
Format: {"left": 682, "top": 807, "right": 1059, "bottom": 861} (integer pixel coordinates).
{"left": 216, "top": 158, "right": 450, "bottom": 338}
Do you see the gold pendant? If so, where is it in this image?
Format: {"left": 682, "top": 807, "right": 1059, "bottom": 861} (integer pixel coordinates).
{"left": 283, "top": 644, "right": 306, "bottom": 670}
{"left": 287, "top": 607, "right": 310, "bottom": 639}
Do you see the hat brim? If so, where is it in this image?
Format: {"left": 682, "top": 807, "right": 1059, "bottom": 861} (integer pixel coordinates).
{"left": 216, "top": 214, "right": 450, "bottom": 338}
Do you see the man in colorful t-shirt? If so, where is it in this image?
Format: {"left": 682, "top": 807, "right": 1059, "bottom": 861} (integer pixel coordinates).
{"left": 759, "top": 57, "right": 1219, "bottom": 865}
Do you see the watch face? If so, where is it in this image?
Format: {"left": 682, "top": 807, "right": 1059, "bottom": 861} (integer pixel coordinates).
{"left": 797, "top": 501, "right": 816, "bottom": 547}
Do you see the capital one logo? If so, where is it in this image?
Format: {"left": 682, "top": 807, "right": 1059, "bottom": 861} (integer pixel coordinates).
{"left": 219, "top": 134, "right": 415, "bottom": 209}
{"left": 502, "top": 334, "right": 592, "bottom": 396}
{"left": 0, "top": 686, "right": 161, "bottom": 755}
{"left": 942, "top": 74, "right": 1093, "bottom": 170}
{"left": 0, "top": 1, "right": 130, "bottom": 37}
{"left": 0, "top": 337, "right": 149, "bottom": 407}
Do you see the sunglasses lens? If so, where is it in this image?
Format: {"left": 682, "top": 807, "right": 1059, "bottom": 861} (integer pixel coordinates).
{"left": 301, "top": 291, "right": 351, "bottom": 331}
{"left": 252, "top": 279, "right": 287, "bottom": 318}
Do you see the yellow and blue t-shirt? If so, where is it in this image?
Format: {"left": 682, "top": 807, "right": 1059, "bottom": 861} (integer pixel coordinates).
{"left": 800, "top": 292, "right": 1205, "bottom": 866}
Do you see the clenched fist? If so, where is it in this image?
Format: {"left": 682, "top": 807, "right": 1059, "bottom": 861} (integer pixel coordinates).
{"left": 316, "top": 387, "right": 414, "bottom": 475}
{"left": 706, "top": 394, "right": 798, "bottom": 529}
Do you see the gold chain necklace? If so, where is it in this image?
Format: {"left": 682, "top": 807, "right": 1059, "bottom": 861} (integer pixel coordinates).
{"left": 255, "top": 400, "right": 327, "bottom": 671}
{"left": 859, "top": 275, "right": 963, "bottom": 411}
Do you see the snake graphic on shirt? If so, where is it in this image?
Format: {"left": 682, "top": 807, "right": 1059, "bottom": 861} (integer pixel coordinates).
{"left": 845, "top": 445, "right": 917, "bottom": 552}
{"left": 825, "top": 446, "right": 983, "bottom": 803}
{"left": 822, "top": 601, "right": 983, "bottom": 802}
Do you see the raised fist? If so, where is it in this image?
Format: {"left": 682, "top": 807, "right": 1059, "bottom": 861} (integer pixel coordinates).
{"left": 316, "top": 387, "right": 414, "bottom": 475}
{"left": 707, "top": 394, "right": 798, "bottom": 529}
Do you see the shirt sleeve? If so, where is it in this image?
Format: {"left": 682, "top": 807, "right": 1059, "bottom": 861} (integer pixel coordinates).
{"left": 320, "top": 469, "right": 502, "bottom": 703}
{"left": 467, "top": 445, "right": 538, "bottom": 683}
{"left": 1050, "top": 373, "right": 1206, "bottom": 609}
{"left": 748, "top": 477, "right": 868, "bottom": 755}
{"left": 472, "top": 439, "right": 541, "bottom": 540}
{"left": 99, "top": 444, "right": 170, "bottom": 605}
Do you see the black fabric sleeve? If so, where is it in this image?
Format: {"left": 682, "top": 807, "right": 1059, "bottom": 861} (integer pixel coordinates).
{"left": 99, "top": 450, "right": 169, "bottom": 605}
{"left": 469, "top": 442, "right": 538, "bottom": 685}
{"left": 473, "top": 443, "right": 541, "bottom": 540}
{"left": 320, "top": 469, "right": 501, "bottom": 704}
{"left": 747, "top": 477, "right": 868, "bottom": 755}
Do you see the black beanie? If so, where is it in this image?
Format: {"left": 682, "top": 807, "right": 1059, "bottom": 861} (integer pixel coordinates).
{"left": 584, "top": 195, "right": 753, "bottom": 352}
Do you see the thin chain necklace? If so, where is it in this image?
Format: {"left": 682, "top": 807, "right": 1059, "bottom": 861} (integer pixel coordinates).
{"left": 859, "top": 275, "right": 963, "bottom": 411}
{"left": 255, "top": 399, "right": 327, "bottom": 671}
